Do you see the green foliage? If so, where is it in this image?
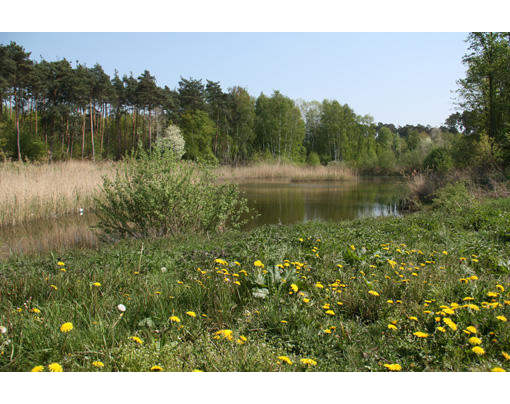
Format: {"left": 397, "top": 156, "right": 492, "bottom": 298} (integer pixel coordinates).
{"left": 423, "top": 147, "right": 454, "bottom": 174}
{"left": 0, "top": 120, "right": 47, "bottom": 161}
{"left": 432, "top": 182, "right": 475, "bottom": 213}
{"left": 306, "top": 151, "right": 320, "bottom": 166}
{"left": 93, "top": 143, "right": 250, "bottom": 240}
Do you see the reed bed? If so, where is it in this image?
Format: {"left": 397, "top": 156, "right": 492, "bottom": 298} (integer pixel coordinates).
{"left": 0, "top": 161, "right": 114, "bottom": 227}
{"left": 215, "top": 162, "right": 357, "bottom": 182}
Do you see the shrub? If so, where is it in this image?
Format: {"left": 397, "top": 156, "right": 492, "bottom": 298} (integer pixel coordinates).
{"left": 94, "top": 143, "right": 250, "bottom": 240}
{"left": 432, "top": 181, "right": 475, "bottom": 213}
{"left": 306, "top": 152, "right": 320, "bottom": 166}
{"left": 423, "top": 148, "right": 453, "bottom": 174}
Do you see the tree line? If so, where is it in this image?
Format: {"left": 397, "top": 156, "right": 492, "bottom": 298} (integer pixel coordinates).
{"left": 1, "top": 34, "right": 509, "bottom": 172}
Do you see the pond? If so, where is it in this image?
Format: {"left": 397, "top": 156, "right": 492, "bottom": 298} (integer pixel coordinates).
{"left": 0, "top": 177, "right": 407, "bottom": 259}
{"left": 240, "top": 177, "right": 407, "bottom": 228}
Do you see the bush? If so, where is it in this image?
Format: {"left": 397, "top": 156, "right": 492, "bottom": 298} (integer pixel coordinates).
{"left": 306, "top": 152, "right": 320, "bottom": 166}
{"left": 432, "top": 181, "right": 475, "bottom": 213}
{"left": 94, "top": 143, "right": 250, "bottom": 240}
{"left": 423, "top": 148, "right": 453, "bottom": 174}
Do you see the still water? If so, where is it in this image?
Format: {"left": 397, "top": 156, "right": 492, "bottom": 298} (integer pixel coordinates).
{"left": 240, "top": 178, "right": 406, "bottom": 228}
{"left": 0, "top": 178, "right": 407, "bottom": 258}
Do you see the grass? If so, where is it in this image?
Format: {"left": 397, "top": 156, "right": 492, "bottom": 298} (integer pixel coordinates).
{"left": 1, "top": 196, "right": 509, "bottom": 372}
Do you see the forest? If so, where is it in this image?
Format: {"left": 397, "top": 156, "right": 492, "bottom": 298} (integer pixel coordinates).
{"left": 1, "top": 32, "right": 510, "bottom": 174}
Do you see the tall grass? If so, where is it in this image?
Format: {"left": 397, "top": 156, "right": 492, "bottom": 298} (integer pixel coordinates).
{"left": 0, "top": 161, "right": 114, "bottom": 227}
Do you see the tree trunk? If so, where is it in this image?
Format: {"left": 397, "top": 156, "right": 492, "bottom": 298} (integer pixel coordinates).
{"left": 15, "top": 90, "right": 21, "bottom": 161}
{"left": 148, "top": 107, "right": 152, "bottom": 151}
{"left": 90, "top": 98, "right": 95, "bottom": 161}
{"left": 81, "top": 110, "right": 86, "bottom": 159}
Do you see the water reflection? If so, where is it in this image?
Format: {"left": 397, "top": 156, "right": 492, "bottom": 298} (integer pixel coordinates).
{"left": 240, "top": 178, "right": 406, "bottom": 228}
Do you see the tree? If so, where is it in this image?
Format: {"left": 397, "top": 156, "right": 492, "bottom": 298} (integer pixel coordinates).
{"left": 155, "top": 123, "right": 185, "bottom": 159}
{"left": 4, "top": 42, "right": 33, "bottom": 160}
{"left": 136, "top": 70, "right": 158, "bottom": 151}
{"left": 457, "top": 33, "right": 510, "bottom": 147}
{"left": 178, "top": 77, "right": 206, "bottom": 115}
{"left": 228, "top": 86, "right": 255, "bottom": 163}
{"left": 180, "top": 110, "right": 217, "bottom": 163}
{"left": 254, "top": 91, "right": 305, "bottom": 162}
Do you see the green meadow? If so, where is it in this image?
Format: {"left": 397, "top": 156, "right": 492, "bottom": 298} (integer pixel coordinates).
{"left": 1, "top": 197, "right": 509, "bottom": 372}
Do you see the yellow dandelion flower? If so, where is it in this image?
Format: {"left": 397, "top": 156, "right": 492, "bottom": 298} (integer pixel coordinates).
{"left": 325, "top": 310, "right": 335, "bottom": 316}
{"left": 218, "top": 329, "right": 234, "bottom": 341}
{"left": 129, "top": 336, "right": 143, "bottom": 345}
{"left": 59, "top": 268, "right": 66, "bottom": 272}
{"left": 300, "top": 358, "right": 317, "bottom": 366}
{"left": 443, "top": 318, "right": 457, "bottom": 331}
{"left": 315, "top": 282, "right": 324, "bottom": 289}
{"left": 48, "top": 363, "right": 63, "bottom": 372}
{"left": 387, "top": 300, "right": 394, "bottom": 304}
{"left": 413, "top": 332, "right": 429, "bottom": 338}
{"left": 408, "top": 316, "right": 418, "bottom": 321}
{"left": 57, "top": 261, "right": 65, "bottom": 266}
{"left": 437, "top": 326, "right": 446, "bottom": 333}
{"left": 92, "top": 361, "right": 104, "bottom": 368}
{"left": 472, "top": 346, "right": 485, "bottom": 355}
{"left": 60, "top": 322, "right": 73, "bottom": 333}
{"left": 496, "top": 315, "right": 507, "bottom": 322}
{"left": 278, "top": 356, "right": 293, "bottom": 365}
{"left": 290, "top": 284, "right": 299, "bottom": 293}
{"left": 169, "top": 316, "right": 181, "bottom": 323}
{"left": 491, "top": 367, "right": 506, "bottom": 372}
{"left": 31, "top": 308, "right": 41, "bottom": 314}
{"left": 192, "top": 369, "right": 203, "bottom": 372}
{"left": 92, "top": 282, "right": 101, "bottom": 287}
{"left": 253, "top": 260, "right": 264, "bottom": 268}
{"left": 468, "top": 337, "right": 482, "bottom": 345}
{"left": 387, "top": 324, "right": 397, "bottom": 331}
{"left": 150, "top": 365, "right": 163, "bottom": 372}
{"left": 350, "top": 245, "right": 356, "bottom": 251}
{"left": 303, "top": 298, "right": 310, "bottom": 303}
{"left": 496, "top": 284, "right": 505, "bottom": 292}
{"left": 383, "top": 363, "right": 402, "bottom": 371}
{"left": 368, "top": 290, "right": 379, "bottom": 297}
{"left": 214, "top": 258, "right": 228, "bottom": 266}
{"left": 186, "top": 311, "right": 196, "bottom": 318}
{"left": 50, "top": 285, "right": 58, "bottom": 290}
{"left": 31, "top": 365, "right": 44, "bottom": 372}
{"left": 323, "top": 329, "right": 332, "bottom": 334}
{"left": 488, "top": 291, "right": 499, "bottom": 298}
{"left": 387, "top": 260, "right": 397, "bottom": 269}
{"left": 501, "top": 352, "right": 510, "bottom": 360}
{"left": 466, "top": 326, "right": 477, "bottom": 334}
{"left": 281, "top": 320, "right": 288, "bottom": 324}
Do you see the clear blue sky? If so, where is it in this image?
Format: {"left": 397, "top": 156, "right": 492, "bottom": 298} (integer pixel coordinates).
{"left": 0, "top": 32, "right": 468, "bottom": 127}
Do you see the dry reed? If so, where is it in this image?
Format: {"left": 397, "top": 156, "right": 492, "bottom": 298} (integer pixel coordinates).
{"left": 215, "top": 163, "right": 357, "bottom": 182}
{"left": 0, "top": 161, "right": 114, "bottom": 227}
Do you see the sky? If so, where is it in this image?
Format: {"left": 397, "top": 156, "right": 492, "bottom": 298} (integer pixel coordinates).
{"left": 0, "top": 32, "right": 468, "bottom": 128}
